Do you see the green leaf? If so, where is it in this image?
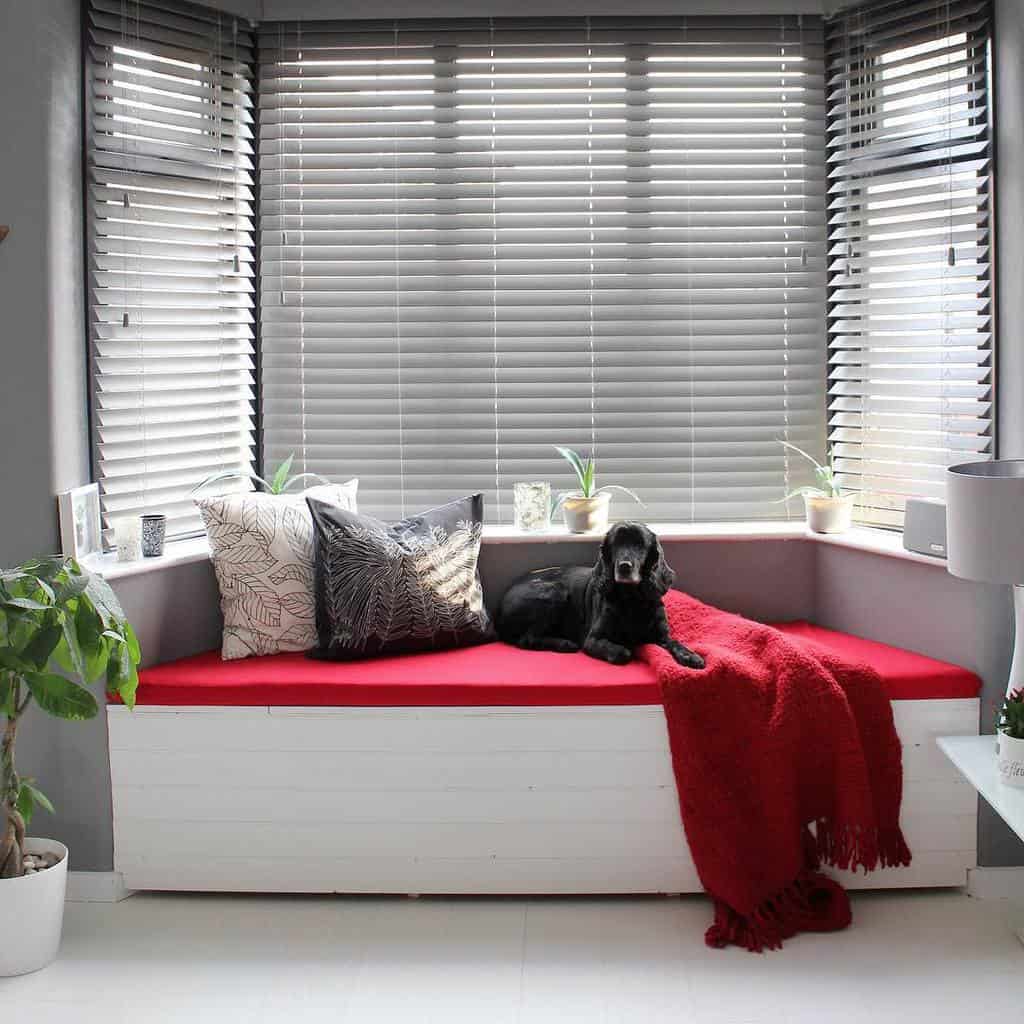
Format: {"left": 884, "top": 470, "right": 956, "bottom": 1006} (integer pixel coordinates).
{"left": 582, "top": 457, "right": 595, "bottom": 498}
{"left": 189, "top": 469, "right": 250, "bottom": 494}
{"left": 22, "top": 621, "right": 63, "bottom": 670}
{"left": 554, "top": 447, "right": 588, "bottom": 494}
{"left": 82, "top": 572, "right": 126, "bottom": 630}
{"left": 271, "top": 454, "right": 295, "bottom": 494}
{"left": 281, "top": 472, "right": 332, "bottom": 493}
{"left": 54, "top": 570, "right": 89, "bottom": 604}
{"left": 775, "top": 486, "right": 829, "bottom": 503}
{"left": 26, "top": 782, "right": 54, "bottom": 816}
{"left": 56, "top": 615, "right": 87, "bottom": 680}
{"left": 106, "top": 648, "right": 138, "bottom": 710}
{"left": 595, "top": 484, "right": 644, "bottom": 507}
{"left": 16, "top": 782, "right": 34, "bottom": 826}
{"left": 3, "top": 596, "right": 49, "bottom": 612}
{"left": 0, "top": 647, "right": 31, "bottom": 675}
{"left": 24, "top": 672, "right": 99, "bottom": 720}
{"left": 16, "top": 780, "right": 55, "bottom": 827}
{"left": 124, "top": 622, "right": 141, "bottom": 666}
{"left": 779, "top": 439, "right": 826, "bottom": 471}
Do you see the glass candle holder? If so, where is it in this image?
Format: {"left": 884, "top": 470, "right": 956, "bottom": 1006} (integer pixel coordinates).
{"left": 113, "top": 517, "right": 142, "bottom": 562}
{"left": 513, "top": 481, "right": 551, "bottom": 532}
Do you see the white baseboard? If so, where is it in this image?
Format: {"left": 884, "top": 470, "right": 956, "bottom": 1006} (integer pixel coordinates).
{"left": 967, "top": 866, "right": 1024, "bottom": 901}
{"left": 66, "top": 871, "right": 134, "bottom": 903}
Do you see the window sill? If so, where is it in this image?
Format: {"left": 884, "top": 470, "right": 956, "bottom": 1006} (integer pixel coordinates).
{"left": 81, "top": 536, "right": 213, "bottom": 582}
{"left": 85, "top": 520, "right": 947, "bottom": 583}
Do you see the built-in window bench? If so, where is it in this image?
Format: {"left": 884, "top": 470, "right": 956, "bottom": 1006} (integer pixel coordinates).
{"left": 107, "top": 621, "right": 980, "bottom": 895}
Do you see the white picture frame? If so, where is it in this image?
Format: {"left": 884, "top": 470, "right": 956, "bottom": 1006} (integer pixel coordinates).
{"left": 57, "top": 483, "right": 102, "bottom": 561}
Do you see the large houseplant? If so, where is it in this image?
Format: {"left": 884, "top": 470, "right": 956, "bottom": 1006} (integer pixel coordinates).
{"left": 553, "top": 447, "right": 644, "bottom": 533}
{"left": 1, "top": 556, "right": 139, "bottom": 975}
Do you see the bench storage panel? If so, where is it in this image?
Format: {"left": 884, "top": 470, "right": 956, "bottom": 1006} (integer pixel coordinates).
{"left": 107, "top": 698, "right": 979, "bottom": 894}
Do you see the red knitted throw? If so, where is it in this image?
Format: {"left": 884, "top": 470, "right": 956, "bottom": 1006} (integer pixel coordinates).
{"left": 641, "top": 591, "right": 911, "bottom": 952}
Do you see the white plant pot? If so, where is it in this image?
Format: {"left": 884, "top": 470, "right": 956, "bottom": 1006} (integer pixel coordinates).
{"left": 561, "top": 492, "right": 611, "bottom": 534}
{"left": 996, "top": 732, "right": 1024, "bottom": 788}
{"left": 803, "top": 493, "right": 856, "bottom": 535}
{"left": 0, "top": 838, "right": 68, "bottom": 976}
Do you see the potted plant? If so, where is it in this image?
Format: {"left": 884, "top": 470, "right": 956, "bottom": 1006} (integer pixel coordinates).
{"left": 553, "top": 447, "right": 643, "bottom": 533}
{"left": 191, "top": 452, "right": 330, "bottom": 495}
{"left": 1, "top": 556, "right": 140, "bottom": 976}
{"left": 997, "top": 689, "right": 1024, "bottom": 787}
{"left": 779, "top": 441, "right": 856, "bottom": 534}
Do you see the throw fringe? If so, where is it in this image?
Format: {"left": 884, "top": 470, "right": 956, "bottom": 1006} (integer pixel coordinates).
{"left": 813, "top": 819, "right": 912, "bottom": 873}
{"left": 704, "top": 871, "right": 852, "bottom": 954}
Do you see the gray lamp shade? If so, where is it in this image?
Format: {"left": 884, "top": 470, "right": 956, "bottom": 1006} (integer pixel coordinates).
{"left": 946, "top": 461, "right": 1024, "bottom": 584}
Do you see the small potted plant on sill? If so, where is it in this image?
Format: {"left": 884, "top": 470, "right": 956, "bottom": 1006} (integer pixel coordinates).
{"left": 779, "top": 441, "right": 856, "bottom": 534}
{"left": 996, "top": 689, "right": 1024, "bottom": 788}
{"left": 191, "top": 453, "right": 330, "bottom": 496}
{"left": 1, "top": 556, "right": 140, "bottom": 976}
{"left": 553, "top": 447, "right": 643, "bottom": 533}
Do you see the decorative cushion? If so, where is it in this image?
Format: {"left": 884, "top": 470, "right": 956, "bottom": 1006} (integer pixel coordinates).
{"left": 197, "top": 482, "right": 358, "bottom": 660}
{"left": 306, "top": 493, "right": 493, "bottom": 660}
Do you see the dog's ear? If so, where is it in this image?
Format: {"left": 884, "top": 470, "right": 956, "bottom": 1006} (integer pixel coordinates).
{"left": 594, "top": 524, "right": 618, "bottom": 586}
{"left": 647, "top": 535, "right": 675, "bottom": 596}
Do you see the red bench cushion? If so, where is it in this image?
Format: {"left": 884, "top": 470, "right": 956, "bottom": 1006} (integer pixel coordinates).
{"left": 131, "top": 621, "right": 980, "bottom": 707}
{"left": 773, "top": 622, "right": 980, "bottom": 701}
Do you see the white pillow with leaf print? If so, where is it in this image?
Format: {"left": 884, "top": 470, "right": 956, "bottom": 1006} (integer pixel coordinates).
{"left": 197, "top": 482, "right": 358, "bottom": 660}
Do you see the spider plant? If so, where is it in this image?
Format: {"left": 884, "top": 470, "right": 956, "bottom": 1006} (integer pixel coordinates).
{"left": 191, "top": 454, "right": 329, "bottom": 497}
{"left": 778, "top": 440, "right": 844, "bottom": 501}
{"left": 553, "top": 447, "right": 643, "bottom": 508}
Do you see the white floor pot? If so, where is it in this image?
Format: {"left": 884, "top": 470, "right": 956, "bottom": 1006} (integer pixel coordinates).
{"left": 803, "top": 493, "right": 856, "bottom": 534}
{"left": 996, "top": 732, "right": 1024, "bottom": 788}
{"left": 561, "top": 492, "right": 611, "bottom": 533}
{"left": 0, "top": 838, "right": 68, "bottom": 976}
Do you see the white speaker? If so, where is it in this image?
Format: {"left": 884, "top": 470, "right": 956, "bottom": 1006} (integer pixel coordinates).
{"left": 903, "top": 498, "right": 947, "bottom": 559}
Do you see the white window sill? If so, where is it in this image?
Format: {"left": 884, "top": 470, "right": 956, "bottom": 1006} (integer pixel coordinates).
{"left": 85, "top": 520, "right": 947, "bottom": 582}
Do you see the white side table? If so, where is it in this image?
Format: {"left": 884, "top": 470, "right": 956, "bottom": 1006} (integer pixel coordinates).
{"left": 938, "top": 734, "right": 1024, "bottom": 944}
{"left": 937, "top": 736, "right": 1024, "bottom": 843}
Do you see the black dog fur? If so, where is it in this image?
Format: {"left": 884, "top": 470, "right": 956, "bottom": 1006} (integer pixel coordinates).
{"left": 496, "top": 522, "right": 705, "bottom": 669}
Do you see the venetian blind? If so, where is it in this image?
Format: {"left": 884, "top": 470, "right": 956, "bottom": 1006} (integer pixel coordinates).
{"left": 825, "top": 0, "right": 993, "bottom": 528}
{"left": 88, "top": 0, "right": 257, "bottom": 539}
{"left": 259, "top": 16, "right": 827, "bottom": 523}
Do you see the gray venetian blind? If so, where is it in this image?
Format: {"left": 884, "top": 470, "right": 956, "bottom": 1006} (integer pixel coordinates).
{"left": 88, "top": 0, "right": 257, "bottom": 539}
{"left": 259, "top": 16, "right": 827, "bottom": 523}
{"left": 825, "top": 0, "right": 993, "bottom": 528}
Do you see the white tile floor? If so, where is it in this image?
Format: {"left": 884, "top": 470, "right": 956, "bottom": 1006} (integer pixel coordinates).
{"left": 1, "top": 891, "right": 1020, "bottom": 1023}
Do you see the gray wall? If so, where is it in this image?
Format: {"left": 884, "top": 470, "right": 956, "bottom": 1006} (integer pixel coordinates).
{"left": 2, "top": 0, "right": 1023, "bottom": 874}
{"left": 0, "top": 0, "right": 116, "bottom": 873}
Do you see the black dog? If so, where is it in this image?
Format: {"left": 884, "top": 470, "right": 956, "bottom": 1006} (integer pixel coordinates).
{"left": 496, "top": 522, "right": 705, "bottom": 669}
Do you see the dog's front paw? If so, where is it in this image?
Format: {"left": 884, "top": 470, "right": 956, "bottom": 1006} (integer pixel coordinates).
{"left": 585, "top": 639, "right": 632, "bottom": 665}
{"left": 671, "top": 645, "right": 705, "bottom": 670}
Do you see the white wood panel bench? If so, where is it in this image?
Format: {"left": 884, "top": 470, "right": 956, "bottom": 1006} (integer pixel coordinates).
{"left": 107, "top": 622, "right": 980, "bottom": 894}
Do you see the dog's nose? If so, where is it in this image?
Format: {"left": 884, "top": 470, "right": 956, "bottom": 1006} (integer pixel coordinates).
{"left": 617, "top": 561, "right": 633, "bottom": 575}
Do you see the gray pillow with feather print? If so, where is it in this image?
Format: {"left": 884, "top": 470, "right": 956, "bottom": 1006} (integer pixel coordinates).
{"left": 306, "top": 493, "right": 494, "bottom": 660}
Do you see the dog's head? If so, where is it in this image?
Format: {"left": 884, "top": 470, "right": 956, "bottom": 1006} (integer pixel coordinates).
{"left": 598, "top": 522, "right": 675, "bottom": 596}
